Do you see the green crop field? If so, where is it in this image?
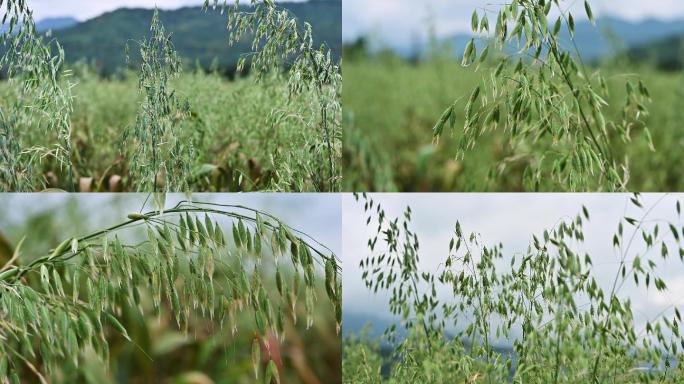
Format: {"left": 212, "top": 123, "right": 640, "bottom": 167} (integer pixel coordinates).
{"left": 344, "top": 55, "right": 684, "bottom": 192}
{"left": 1, "top": 67, "right": 338, "bottom": 192}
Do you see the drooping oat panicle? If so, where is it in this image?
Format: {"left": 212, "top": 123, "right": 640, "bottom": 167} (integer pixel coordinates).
{"left": 0, "top": 199, "right": 341, "bottom": 382}
{"left": 122, "top": 10, "right": 199, "bottom": 192}
{"left": 433, "top": 0, "right": 652, "bottom": 192}
{"left": 203, "top": 0, "right": 341, "bottom": 191}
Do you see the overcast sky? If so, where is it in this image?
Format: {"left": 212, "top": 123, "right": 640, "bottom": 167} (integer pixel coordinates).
{"left": 343, "top": 193, "right": 684, "bottom": 343}
{"left": 26, "top": 0, "right": 304, "bottom": 21}
{"left": 1, "top": 193, "right": 341, "bottom": 256}
{"left": 343, "top": 0, "right": 684, "bottom": 45}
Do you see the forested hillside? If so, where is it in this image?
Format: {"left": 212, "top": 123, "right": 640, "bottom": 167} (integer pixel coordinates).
{"left": 49, "top": 0, "right": 341, "bottom": 76}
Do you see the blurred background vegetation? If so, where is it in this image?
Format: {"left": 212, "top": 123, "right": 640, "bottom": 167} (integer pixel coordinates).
{"left": 0, "top": 67, "right": 335, "bottom": 192}
{"left": 342, "top": 15, "right": 684, "bottom": 192}
{"left": 0, "top": 194, "right": 341, "bottom": 383}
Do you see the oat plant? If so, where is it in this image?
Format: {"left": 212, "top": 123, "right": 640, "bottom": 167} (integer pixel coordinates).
{"left": 123, "top": 10, "right": 198, "bottom": 192}
{"left": 204, "top": 0, "right": 342, "bottom": 191}
{"left": 349, "top": 193, "right": 684, "bottom": 383}
{"left": 433, "top": 0, "right": 652, "bottom": 191}
{"left": 1, "top": 0, "right": 75, "bottom": 191}
{"left": 0, "top": 199, "right": 341, "bottom": 383}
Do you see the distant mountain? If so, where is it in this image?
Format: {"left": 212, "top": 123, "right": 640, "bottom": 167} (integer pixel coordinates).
{"left": 343, "top": 311, "right": 402, "bottom": 339}
{"left": 0, "top": 16, "right": 78, "bottom": 34}
{"left": 627, "top": 34, "right": 684, "bottom": 71}
{"left": 343, "top": 310, "right": 516, "bottom": 373}
{"left": 36, "top": 17, "right": 79, "bottom": 33}
{"left": 566, "top": 17, "right": 684, "bottom": 60}
{"left": 46, "top": 0, "right": 341, "bottom": 76}
{"left": 388, "top": 17, "right": 684, "bottom": 63}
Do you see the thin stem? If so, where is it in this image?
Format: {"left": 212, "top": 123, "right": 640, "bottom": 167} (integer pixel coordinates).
{"left": 540, "top": 23, "right": 615, "bottom": 171}
{"left": 590, "top": 195, "right": 667, "bottom": 382}
{"left": 306, "top": 48, "right": 336, "bottom": 192}
{"left": 1, "top": 203, "right": 340, "bottom": 285}
{"left": 553, "top": 308, "right": 564, "bottom": 384}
